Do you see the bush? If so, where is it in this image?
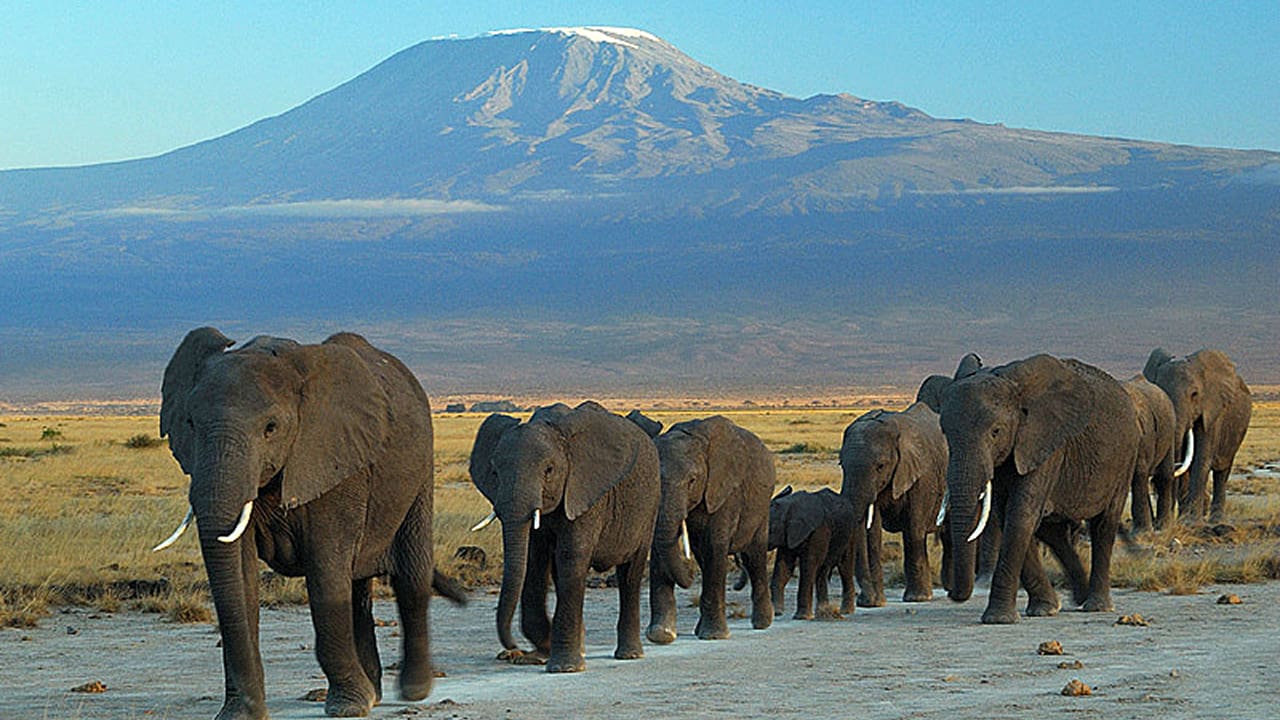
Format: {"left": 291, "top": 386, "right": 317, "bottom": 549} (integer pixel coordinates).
{"left": 40, "top": 427, "right": 62, "bottom": 440}
{"left": 124, "top": 434, "right": 164, "bottom": 449}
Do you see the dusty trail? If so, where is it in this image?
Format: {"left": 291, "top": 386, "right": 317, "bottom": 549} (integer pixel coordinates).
{"left": 5, "top": 581, "right": 1277, "bottom": 719}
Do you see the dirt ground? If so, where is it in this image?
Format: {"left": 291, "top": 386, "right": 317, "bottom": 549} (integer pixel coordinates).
{"left": 5, "top": 577, "right": 1279, "bottom": 720}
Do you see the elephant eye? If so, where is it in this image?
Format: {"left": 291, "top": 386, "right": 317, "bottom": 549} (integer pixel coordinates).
{"left": 264, "top": 421, "right": 278, "bottom": 438}
{"left": 991, "top": 427, "right": 1001, "bottom": 438}
{"left": 543, "top": 464, "right": 554, "bottom": 477}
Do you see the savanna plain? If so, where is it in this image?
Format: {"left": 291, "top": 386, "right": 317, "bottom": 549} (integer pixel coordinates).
{"left": 3, "top": 396, "right": 1279, "bottom": 719}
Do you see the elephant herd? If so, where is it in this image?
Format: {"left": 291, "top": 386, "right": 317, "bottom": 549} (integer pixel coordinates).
{"left": 153, "top": 327, "right": 1252, "bottom": 719}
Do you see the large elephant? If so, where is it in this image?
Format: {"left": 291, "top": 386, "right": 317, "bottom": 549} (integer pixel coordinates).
{"left": 157, "top": 328, "right": 463, "bottom": 719}
{"left": 939, "top": 353, "right": 1140, "bottom": 624}
{"left": 766, "top": 486, "right": 855, "bottom": 619}
{"left": 468, "top": 401, "right": 660, "bottom": 672}
{"left": 1123, "top": 375, "right": 1189, "bottom": 531}
{"left": 1143, "top": 348, "right": 1252, "bottom": 523}
{"left": 839, "top": 402, "right": 948, "bottom": 606}
{"left": 645, "top": 415, "right": 774, "bottom": 643}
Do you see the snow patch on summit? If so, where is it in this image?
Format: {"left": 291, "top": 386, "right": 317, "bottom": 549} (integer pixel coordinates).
{"left": 487, "top": 26, "right": 662, "bottom": 49}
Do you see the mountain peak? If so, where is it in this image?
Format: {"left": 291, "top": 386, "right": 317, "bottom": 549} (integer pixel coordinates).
{"left": 485, "top": 26, "right": 665, "bottom": 48}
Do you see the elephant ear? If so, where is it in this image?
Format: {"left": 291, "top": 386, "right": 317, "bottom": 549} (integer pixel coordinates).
{"left": 785, "top": 494, "right": 824, "bottom": 549}
{"left": 1001, "top": 355, "right": 1093, "bottom": 476}
{"left": 701, "top": 417, "right": 747, "bottom": 514}
{"left": 1143, "top": 348, "right": 1173, "bottom": 382}
{"left": 160, "top": 327, "right": 235, "bottom": 475}
{"left": 916, "top": 375, "right": 950, "bottom": 413}
{"left": 625, "top": 409, "right": 664, "bottom": 439}
{"left": 954, "top": 352, "right": 984, "bottom": 380}
{"left": 469, "top": 413, "right": 521, "bottom": 505}
{"left": 280, "top": 343, "right": 390, "bottom": 509}
{"left": 560, "top": 408, "right": 642, "bottom": 521}
{"left": 890, "top": 418, "right": 927, "bottom": 500}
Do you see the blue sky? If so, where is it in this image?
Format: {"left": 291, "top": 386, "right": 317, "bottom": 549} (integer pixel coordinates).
{"left": 3, "top": 1, "right": 1277, "bottom": 170}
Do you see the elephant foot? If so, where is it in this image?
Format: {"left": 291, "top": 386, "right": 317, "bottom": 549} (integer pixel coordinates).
{"left": 324, "top": 683, "right": 376, "bottom": 718}
{"left": 646, "top": 623, "right": 677, "bottom": 645}
{"left": 694, "top": 617, "right": 730, "bottom": 640}
{"left": 840, "top": 600, "right": 857, "bottom": 615}
{"left": 902, "top": 588, "right": 934, "bottom": 603}
{"left": 751, "top": 604, "right": 774, "bottom": 630}
{"left": 510, "top": 650, "right": 549, "bottom": 666}
{"left": 980, "top": 607, "right": 1021, "bottom": 624}
{"left": 856, "top": 592, "right": 887, "bottom": 608}
{"left": 1080, "top": 595, "right": 1114, "bottom": 613}
{"left": 792, "top": 611, "right": 814, "bottom": 621}
{"left": 398, "top": 662, "right": 432, "bottom": 702}
{"left": 546, "top": 654, "right": 586, "bottom": 673}
{"left": 613, "top": 645, "right": 644, "bottom": 660}
{"left": 214, "top": 696, "right": 268, "bottom": 720}
{"left": 1026, "top": 597, "right": 1061, "bottom": 617}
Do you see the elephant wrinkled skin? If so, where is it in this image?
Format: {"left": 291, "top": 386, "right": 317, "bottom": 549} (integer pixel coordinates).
{"left": 159, "top": 328, "right": 462, "bottom": 719}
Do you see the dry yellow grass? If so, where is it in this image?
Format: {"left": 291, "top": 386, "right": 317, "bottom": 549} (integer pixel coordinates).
{"left": 2, "top": 399, "right": 1277, "bottom": 625}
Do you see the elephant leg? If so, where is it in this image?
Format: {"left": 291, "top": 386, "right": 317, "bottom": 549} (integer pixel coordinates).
{"left": 351, "top": 578, "right": 382, "bottom": 704}
{"left": 1179, "top": 437, "right": 1210, "bottom": 522}
{"left": 1037, "top": 520, "right": 1088, "bottom": 606}
{"left": 983, "top": 492, "right": 1036, "bottom": 624}
{"left": 389, "top": 493, "right": 433, "bottom": 701}
{"left": 1130, "top": 471, "right": 1155, "bottom": 534}
{"left": 837, "top": 544, "right": 857, "bottom": 615}
{"left": 976, "top": 521, "right": 1001, "bottom": 587}
{"left": 613, "top": 554, "right": 646, "bottom": 660}
{"left": 770, "top": 551, "right": 794, "bottom": 617}
{"left": 815, "top": 563, "right": 832, "bottom": 608}
{"left": 520, "top": 535, "right": 554, "bottom": 659}
{"left": 646, "top": 563, "right": 678, "bottom": 644}
{"left": 1081, "top": 511, "right": 1120, "bottom": 612}
{"left": 547, "top": 543, "right": 590, "bottom": 673}
{"left": 1019, "top": 541, "right": 1061, "bottom": 617}
{"left": 857, "top": 510, "right": 887, "bottom": 607}
{"left": 305, "top": 570, "right": 378, "bottom": 717}
{"left": 940, "top": 527, "right": 953, "bottom": 593}
{"left": 794, "top": 548, "right": 816, "bottom": 620}
{"left": 740, "top": 542, "right": 774, "bottom": 629}
{"left": 1153, "top": 471, "right": 1176, "bottom": 530}
{"left": 902, "top": 529, "right": 934, "bottom": 602}
{"left": 694, "top": 538, "right": 731, "bottom": 640}
{"left": 1210, "top": 466, "right": 1230, "bottom": 523}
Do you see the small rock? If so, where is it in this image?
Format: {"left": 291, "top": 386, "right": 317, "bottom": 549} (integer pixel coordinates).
{"left": 1038, "top": 640, "right": 1065, "bottom": 655}
{"left": 433, "top": 669, "right": 447, "bottom": 678}
{"left": 300, "top": 688, "right": 327, "bottom": 702}
{"left": 71, "top": 681, "right": 107, "bottom": 694}
{"left": 1115, "top": 614, "right": 1150, "bottom": 626}
{"left": 1061, "top": 679, "right": 1092, "bottom": 696}
{"left": 1058, "top": 660, "right": 1085, "bottom": 669}
{"left": 66, "top": 626, "right": 80, "bottom": 636}
{"left": 1217, "top": 593, "right": 1242, "bottom": 605}
{"left": 1169, "top": 669, "right": 1180, "bottom": 678}
{"left": 20, "top": 636, "right": 32, "bottom": 642}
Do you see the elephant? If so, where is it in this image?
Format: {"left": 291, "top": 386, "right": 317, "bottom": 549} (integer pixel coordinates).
{"left": 646, "top": 415, "right": 774, "bottom": 643}
{"left": 625, "top": 409, "right": 664, "bottom": 439}
{"left": 1122, "top": 375, "right": 1189, "bottom": 532}
{"left": 938, "top": 353, "right": 1140, "bottom": 624}
{"left": 765, "top": 487, "right": 855, "bottom": 619}
{"left": 1143, "top": 348, "right": 1252, "bottom": 523}
{"left": 839, "top": 402, "right": 948, "bottom": 607}
{"left": 157, "top": 328, "right": 464, "bottom": 719}
{"left": 468, "top": 401, "right": 660, "bottom": 672}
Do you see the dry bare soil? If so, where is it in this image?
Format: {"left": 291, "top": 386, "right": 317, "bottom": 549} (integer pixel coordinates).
{"left": 5, "top": 580, "right": 1279, "bottom": 720}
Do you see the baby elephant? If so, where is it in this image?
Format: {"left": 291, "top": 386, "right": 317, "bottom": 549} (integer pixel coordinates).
{"left": 767, "top": 487, "right": 856, "bottom": 619}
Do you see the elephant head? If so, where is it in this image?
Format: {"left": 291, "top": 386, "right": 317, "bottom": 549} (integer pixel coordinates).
{"left": 469, "top": 403, "right": 644, "bottom": 651}
{"left": 916, "top": 352, "right": 983, "bottom": 414}
{"left": 158, "top": 327, "right": 390, "bottom": 712}
{"left": 839, "top": 406, "right": 937, "bottom": 532}
{"left": 650, "top": 417, "right": 744, "bottom": 589}
{"left": 1143, "top": 348, "right": 1236, "bottom": 478}
{"left": 939, "top": 354, "right": 1093, "bottom": 602}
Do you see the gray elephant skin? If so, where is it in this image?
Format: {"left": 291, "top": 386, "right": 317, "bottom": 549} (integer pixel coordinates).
{"left": 1122, "top": 375, "right": 1181, "bottom": 531}
{"left": 766, "top": 487, "right": 856, "bottom": 619}
{"left": 646, "top": 415, "right": 775, "bottom": 643}
{"left": 839, "top": 403, "right": 948, "bottom": 607}
{"left": 1143, "top": 348, "right": 1252, "bottom": 523}
{"left": 159, "top": 328, "right": 462, "bottom": 719}
{"left": 939, "top": 353, "right": 1140, "bottom": 624}
{"left": 469, "top": 401, "right": 660, "bottom": 672}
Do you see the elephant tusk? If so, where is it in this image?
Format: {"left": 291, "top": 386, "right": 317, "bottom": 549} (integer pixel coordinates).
{"left": 936, "top": 488, "right": 949, "bottom": 526}
{"left": 470, "top": 511, "right": 497, "bottom": 532}
{"left": 533, "top": 508, "right": 541, "bottom": 530}
{"left": 217, "top": 501, "right": 254, "bottom": 543}
{"left": 152, "top": 507, "right": 194, "bottom": 552}
{"left": 866, "top": 504, "right": 875, "bottom": 530}
{"left": 967, "top": 481, "right": 992, "bottom": 542}
{"left": 680, "top": 520, "right": 692, "bottom": 560}
{"left": 1173, "top": 427, "right": 1194, "bottom": 477}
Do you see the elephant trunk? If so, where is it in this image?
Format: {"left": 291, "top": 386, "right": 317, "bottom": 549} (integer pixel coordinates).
{"left": 652, "top": 478, "right": 695, "bottom": 589}
{"left": 191, "top": 462, "right": 266, "bottom": 717}
{"left": 945, "top": 455, "right": 989, "bottom": 603}
{"left": 496, "top": 518, "right": 531, "bottom": 651}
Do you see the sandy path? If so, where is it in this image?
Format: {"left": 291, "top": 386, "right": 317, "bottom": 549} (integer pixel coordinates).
{"left": 5, "top": 580, "right": 1278, "bottom": 720}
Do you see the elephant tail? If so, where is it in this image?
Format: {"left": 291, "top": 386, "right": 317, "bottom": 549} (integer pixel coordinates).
{"left": 432, "top": 570, "right": 469, "bottom": 605}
